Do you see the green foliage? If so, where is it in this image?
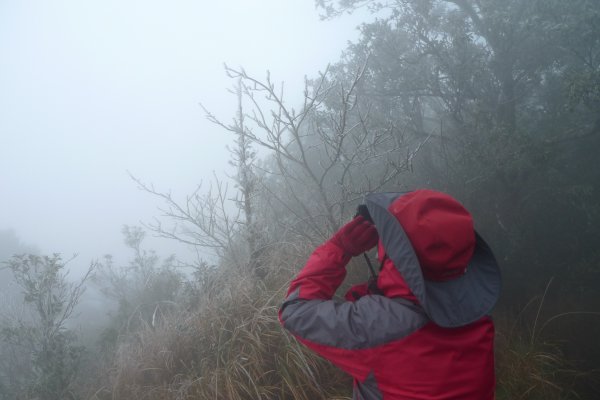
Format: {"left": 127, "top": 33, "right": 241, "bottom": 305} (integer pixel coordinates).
{"left": 317, "top": 0, "right": 600, "bottom": 396}
{"left": 0, "top": 254, "right": 93, "bottom": 400}
{"left": 93, "top": 226, "right": 183, "bottom": 350}
{"left": 0, "top": 230, "right": 38, "bottom": 301}
{"left": 317, "top": 0, "right": 600, "bottom": 303}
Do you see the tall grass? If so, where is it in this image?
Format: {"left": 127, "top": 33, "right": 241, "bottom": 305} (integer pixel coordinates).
{"left": 495, "top": 280, "right": 599, "bottom": 399}
{"left": 92, "top": 246, "right": 351, "bottom": 400}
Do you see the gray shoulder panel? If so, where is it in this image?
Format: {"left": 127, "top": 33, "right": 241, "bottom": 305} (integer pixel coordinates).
{"left": 281, "top": 289, "right": 428, "bottom": 349}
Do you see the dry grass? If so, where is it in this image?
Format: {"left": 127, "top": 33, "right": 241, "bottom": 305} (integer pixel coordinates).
{"left": 495, "top": 327, "right": 582, "bottom": 400}
{"left": 92, "top": 245, "right": 351, "bottom": 400}
{"left": 495, "top": 280, "right": 597, "bottom": 399}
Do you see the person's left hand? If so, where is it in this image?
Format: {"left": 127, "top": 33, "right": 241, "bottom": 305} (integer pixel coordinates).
{"left": 329, "top": 216, "right": 379, "bottom": 257}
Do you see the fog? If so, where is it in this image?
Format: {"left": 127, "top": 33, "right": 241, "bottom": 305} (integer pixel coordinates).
{"left": 0, "top": 0, "right": 366, "bottom": 266}
{"left": 1, "top": 1, "right": 599, "bottom": 398}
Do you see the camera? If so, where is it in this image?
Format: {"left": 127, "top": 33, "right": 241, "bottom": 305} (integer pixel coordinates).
{"left": 355, "top": 204, "right": 373, "bottom": 224}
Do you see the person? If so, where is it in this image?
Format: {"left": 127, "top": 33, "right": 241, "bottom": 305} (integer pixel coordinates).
{"left": 279, "top": 190, "right": 501, "bottom": 399}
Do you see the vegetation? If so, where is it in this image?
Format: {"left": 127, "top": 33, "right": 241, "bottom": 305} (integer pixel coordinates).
{"left": 0, "top": 255, "right": 94, "bottom": 400}
{"left": 2, "top": 0, "right": 600, "bottom": 398}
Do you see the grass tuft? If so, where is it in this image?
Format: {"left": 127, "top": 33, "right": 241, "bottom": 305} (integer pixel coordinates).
{"left": 495, "top": 279, "right": 598, "bottom": 399}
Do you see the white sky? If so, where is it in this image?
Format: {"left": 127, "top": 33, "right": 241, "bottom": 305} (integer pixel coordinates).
{"left": 0, "top": 0, "right": 367, "bottom": 267}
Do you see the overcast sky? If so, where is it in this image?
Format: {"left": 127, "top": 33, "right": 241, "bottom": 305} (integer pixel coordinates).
{"left": 0, "top": 0, "right": 367, "bottom": 268}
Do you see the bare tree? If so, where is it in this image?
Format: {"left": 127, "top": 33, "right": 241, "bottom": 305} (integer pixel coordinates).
{"left": 204, "top": 64, "right": 425, "bottom": 243}
{"left": 202, "top": 79, "right": 266, "bottom": 276}
{"left": 131, "top": 172, "right": 244, "bottom": 269}
{"left": 131, "top": 82, "right": 262, "bottom": 275}
{"left": 135, "top": 64, "right": 425, "bottom": 274}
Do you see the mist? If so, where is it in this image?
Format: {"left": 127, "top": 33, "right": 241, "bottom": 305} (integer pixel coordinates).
{"left": 0, "top": 0, "right": 365, "bottom": 265}
{"left": 1, "top": 0, "right": 599, "bottom": 399}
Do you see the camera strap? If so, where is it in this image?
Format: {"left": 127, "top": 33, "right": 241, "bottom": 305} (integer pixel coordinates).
{"left": 363, "top": 253, "right": 385, "bottom": 296}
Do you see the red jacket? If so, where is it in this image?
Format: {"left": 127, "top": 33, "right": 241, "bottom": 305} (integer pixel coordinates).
{"left": 279, "top": 239, "right": 495, "bottom": 400}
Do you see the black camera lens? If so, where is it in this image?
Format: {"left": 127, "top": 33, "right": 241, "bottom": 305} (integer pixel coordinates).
{"left": 355, "top": 204, "right": 373, "bottom": 224}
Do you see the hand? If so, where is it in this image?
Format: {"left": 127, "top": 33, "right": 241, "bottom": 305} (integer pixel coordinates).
{"left": 330, "top": 216, "right": 379, "bottom": 257}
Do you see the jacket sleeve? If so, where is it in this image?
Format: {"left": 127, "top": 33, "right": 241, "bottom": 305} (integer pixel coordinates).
{"left": 285, "top": 239, "right": 351, "bottom": 301}
{"left": 279, "top": 240, "right": 427, "bottom": 381}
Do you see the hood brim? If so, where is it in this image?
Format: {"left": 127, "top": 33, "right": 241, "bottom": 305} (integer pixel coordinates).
{"left": 365, "top": 192, "right": 501, "bottom": 328}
